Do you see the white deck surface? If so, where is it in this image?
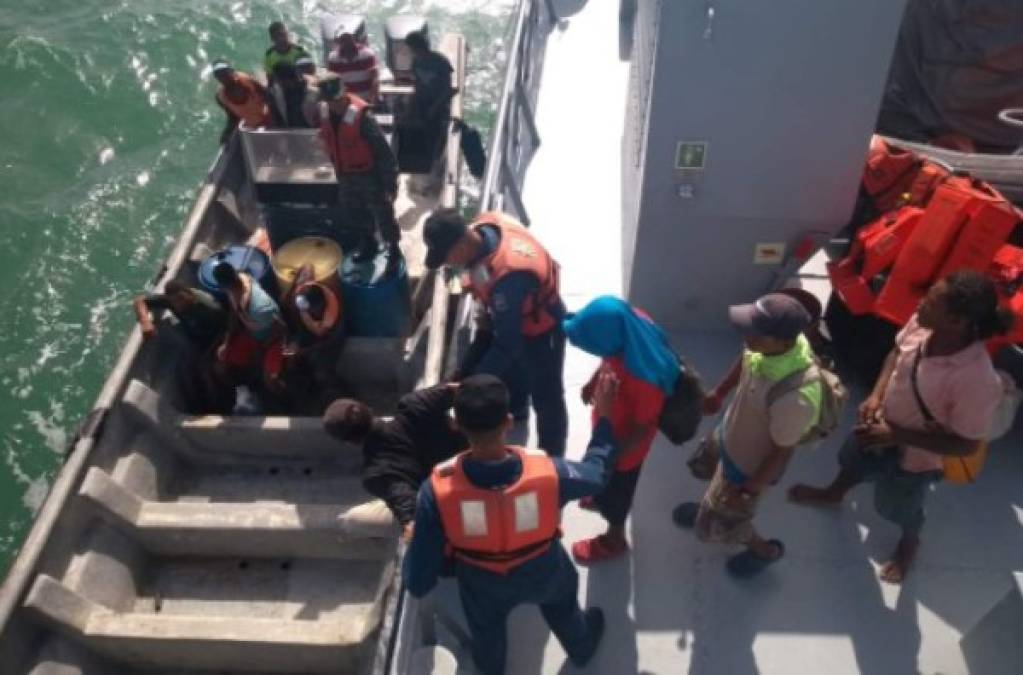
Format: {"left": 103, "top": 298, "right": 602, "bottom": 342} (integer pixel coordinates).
{"left": 489, "top": 2, "right": 1023, "bottom": 674}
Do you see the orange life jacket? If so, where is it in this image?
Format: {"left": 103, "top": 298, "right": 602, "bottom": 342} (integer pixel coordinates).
{"left": 295, "top": 281, "right": 342, "bottom": 338}
{"left": 216, "top": 74, "right": 272, "bottom": 128}
{"left": 862, "top": 135, "right": 948, "bottom": 212}
{"left": 461, "top": 212, "right": 562, "bottom": 337}
{"left": 431, "top": 446, "right": 560, "bottom": 575}
{"left": 319, "top": 95, "right": 374, "bottom": 174}
{"left": 873, "top": 177, "right": 1018, "bottom": 325}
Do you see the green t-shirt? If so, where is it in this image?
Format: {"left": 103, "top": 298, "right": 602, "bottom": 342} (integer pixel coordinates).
{"left": 264, "top": 44, "right": 311, "bottom": 75}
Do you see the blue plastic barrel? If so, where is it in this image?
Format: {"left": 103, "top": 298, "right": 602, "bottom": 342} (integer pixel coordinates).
{"left": 199, "top": 245, "right": 275, "bottom": 299}
{"left": 339, "top": 247, "right": 411, "bottom": 337}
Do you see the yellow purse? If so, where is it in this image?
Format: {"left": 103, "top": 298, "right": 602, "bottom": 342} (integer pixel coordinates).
{"left": 942, "top": 441, "right": 988, "bottom": 484}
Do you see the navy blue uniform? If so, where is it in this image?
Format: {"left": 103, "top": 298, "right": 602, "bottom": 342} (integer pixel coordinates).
{"left": 462, "top": 226, "right": 569, "bottom": 455}
{"left": 403, "top": 418, "right": 619, "bottom": 674}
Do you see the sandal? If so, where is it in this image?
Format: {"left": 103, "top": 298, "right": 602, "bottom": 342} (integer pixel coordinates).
{"left": 571, "top": 535, "right": 628, "bottom": 565}
{"left": 725, "top": 539, "right": 785, "bottom": 578}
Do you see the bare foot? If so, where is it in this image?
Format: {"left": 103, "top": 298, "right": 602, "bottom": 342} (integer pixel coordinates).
{"left": 879, "top": 536, "right": 919, "bottom": 584}
{"left": 788, "top": 483, "right": 844, "bottom": 507}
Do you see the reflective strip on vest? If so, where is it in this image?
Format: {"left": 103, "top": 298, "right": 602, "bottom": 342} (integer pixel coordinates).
{"left": 513, "top": 492, "right": 540, "bottom": 532}
{"left": 459, "top": 500, "right": 488, "bottom": 537}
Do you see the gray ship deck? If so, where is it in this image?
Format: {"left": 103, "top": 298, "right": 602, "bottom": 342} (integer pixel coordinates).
{"left": 420, "top": 2, "right": 1023, "bottom": 673}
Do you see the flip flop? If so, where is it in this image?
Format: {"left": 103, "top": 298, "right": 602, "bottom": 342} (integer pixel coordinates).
{"left": 672, "top": 502, "right": 700, "bottom": 530}
{"left": 571, "top": 536, "right": 628, "bottom": 565}
{"left": 725, "top": 540, "right": 785, "bottom": 578}
{"left": 578, "top": 496, "right": 599, "bottom": 512}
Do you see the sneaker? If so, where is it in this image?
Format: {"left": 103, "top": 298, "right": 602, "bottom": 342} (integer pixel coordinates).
{"left": 571, "top": 535, "right": 628, "bottom": 565}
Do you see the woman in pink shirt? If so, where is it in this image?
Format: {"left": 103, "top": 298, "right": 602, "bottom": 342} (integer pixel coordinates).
{"left": 790, "top": 270, "right": 1011, "bottom": 583}
{"left": 563, "top": 296, "right": 679, "bottom": 564}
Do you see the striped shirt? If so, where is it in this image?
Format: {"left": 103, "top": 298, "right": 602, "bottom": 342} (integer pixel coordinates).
{"left": 327, "top": 45, "right": 379, "bottom": 99}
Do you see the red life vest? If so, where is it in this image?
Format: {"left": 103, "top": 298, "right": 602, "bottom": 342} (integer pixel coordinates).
{"left": 216, "top": 73, "right": 272, "bottom": 128}
{"left": 461, "top": 212, "right": 562, "bottom": 337}
{"left": 319, "top": 95, "right": 374, "bottom": 174}
{"left": 327, "top": 46, "right": 379, "bottom": 99}
{"left": 431, "top": 447, "right": 560, "bottom": 575}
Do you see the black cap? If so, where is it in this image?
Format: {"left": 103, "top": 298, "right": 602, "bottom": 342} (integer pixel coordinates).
{"left": 728, "top": 293, "right": 811, "bottom": 340}
{"left": 423, "top": 211, "right": 468, "bottom": 269}
{"left": 455, "top": 375, "right": 509, "bottom": 431}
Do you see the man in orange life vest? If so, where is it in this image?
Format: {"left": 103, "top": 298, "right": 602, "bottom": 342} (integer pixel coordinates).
{"left": 424, "top": 208, "right": 569, "bottom": 456}
{"left": 318, "top": 73, "right": 401, "bottom": 266}
{"left": 403, "top": 373, "right": 620, "bottom": 675}
{"left": 211, "top": 60, "right": 271, "bottom": 145}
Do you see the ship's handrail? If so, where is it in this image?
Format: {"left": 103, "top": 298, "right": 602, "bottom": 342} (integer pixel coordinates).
{"left": 480, "top": 0, "right": 556, "bottom": 225}
{"left": 387, "top": 2, "right": 560, "bottom": 672}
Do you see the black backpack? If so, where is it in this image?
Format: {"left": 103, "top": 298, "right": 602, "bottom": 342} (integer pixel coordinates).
{"left": 658, "top": 358, "right": 705, "bottom": 445}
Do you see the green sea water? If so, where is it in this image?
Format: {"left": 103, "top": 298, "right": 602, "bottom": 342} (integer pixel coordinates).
{"left": 0, "top": 0, "right": 514, "bottom": 572}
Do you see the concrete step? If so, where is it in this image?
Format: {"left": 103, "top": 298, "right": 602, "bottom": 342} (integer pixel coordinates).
{"left": 24, "top": 575, "right": 376, "bottom": 674}
{"left": 78, "top": 467, "right": 394, "bottom": 559}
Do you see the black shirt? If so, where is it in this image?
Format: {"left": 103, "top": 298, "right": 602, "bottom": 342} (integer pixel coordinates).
{"left": 361, "top": 384, "right": 469, "bottom": 525}
{"left": 412, "top": 50, "right": 454, "bottom": 111}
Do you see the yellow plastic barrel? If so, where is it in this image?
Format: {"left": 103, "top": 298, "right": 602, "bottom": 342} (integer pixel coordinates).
{"left": 271, "top": 236, "right": 344, "bottom": 296}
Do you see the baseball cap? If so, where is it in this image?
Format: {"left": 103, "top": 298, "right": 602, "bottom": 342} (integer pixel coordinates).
{"left": 423, "top": 210, "right": 468, "bottom": 269}
{"left": 455, "top": 375, "right": 510, "bottom": 432}
{"left": 728, "top": 293, "right": 811, "bottom": 340}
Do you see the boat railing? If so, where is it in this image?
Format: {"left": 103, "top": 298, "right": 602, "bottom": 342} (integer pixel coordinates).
{"left": 480, "top": 0, "right": 558, "bottom": 226}
{"left": 388, "top": 1, "right": 561, "bottom": 671}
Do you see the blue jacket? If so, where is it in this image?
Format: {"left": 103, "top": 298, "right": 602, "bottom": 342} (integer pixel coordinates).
{"left": 403, "top": 417, "right": 619, "bottom": 597}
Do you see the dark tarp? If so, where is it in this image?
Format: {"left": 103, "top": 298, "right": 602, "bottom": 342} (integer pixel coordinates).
{"left": 877, "top": 0, "right": 1023, "bottom": 151}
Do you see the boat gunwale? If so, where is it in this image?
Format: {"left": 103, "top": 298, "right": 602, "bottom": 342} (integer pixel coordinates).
{"left": 0, "top": 144, "right": 232, "bottom": 634}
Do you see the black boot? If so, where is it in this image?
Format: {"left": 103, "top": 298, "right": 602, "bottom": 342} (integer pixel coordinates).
{"left": 384, "top": 241, "right": 402, "bottom": 276}
{"left": 352, "top": 236, "right": 378, "bottom": 263}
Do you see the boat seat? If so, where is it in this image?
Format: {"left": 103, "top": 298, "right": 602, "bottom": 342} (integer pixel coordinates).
{"left": 24, "top": 575, "right": 373, "bottom": 674}
{"left": 78, "top": 468, "right": 393, "bottom": 559}
{"left": 121, "top": 379, "right": 364, "bottom": 463}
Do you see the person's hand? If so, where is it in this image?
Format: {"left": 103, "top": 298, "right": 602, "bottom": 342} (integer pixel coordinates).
{"left": 216, "top": 343, "right": 228, "bottom": 362}
{"left": 858, "top": 395, "right": 883, "bottom": 425}
{"left": 402, "top": 522, "right": 415, "bottom": 542}
{"left": 854, "top": 420, "right": 894, "bottom": 450}
{"left": 702, "top": 389, "right": 724, "bottom": 416}
{"left": 591, "top": 371, "right": 620, "bottom": 419}
{"left": 580, "top": 372, "right": 597, "bottom": 405}
{"left": 141, "top": 324, "right": 157, "bottom": 341}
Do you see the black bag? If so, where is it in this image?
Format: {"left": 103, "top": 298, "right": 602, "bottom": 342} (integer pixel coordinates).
{"left": 658, "top": 359, "right": 705, "bottom": 445}
{"left": 453, "top": 118, "right": 486, "bottom": 179}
